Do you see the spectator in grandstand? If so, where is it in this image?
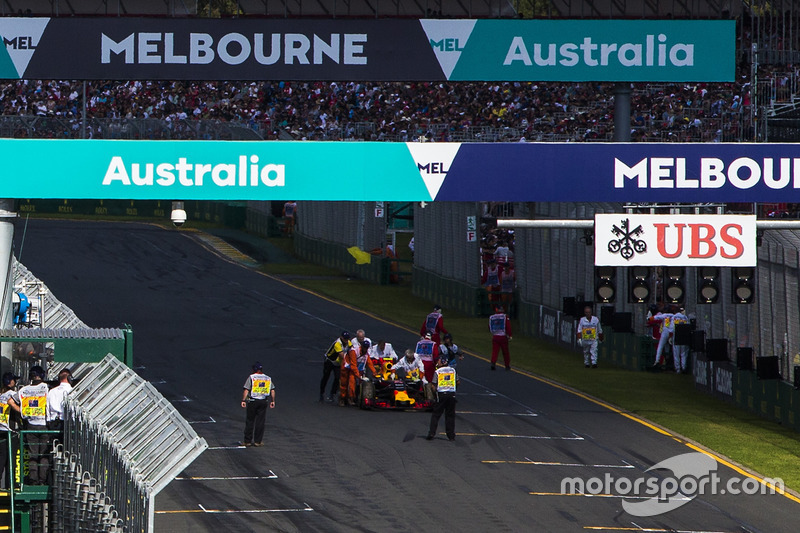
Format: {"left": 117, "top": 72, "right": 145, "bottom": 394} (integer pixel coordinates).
{"left": 240, "top": 362, "right": 275, "bottom": 447}
{"left": 439, "top": 333, "right": 464, "bottom": 368}
{"left": 489, "top": 305, "right": 512, "bottom": 371}
{"left": 0, "top": 76, "right": 754, "bottom": 142}
{"left": 320, "top": 331, "right": 351, "bottom": 403}
{"left": 427, "top": 355, "right": 459, "bottom": 442}
{"left": 420, "top": 304, "right": 448, "bottom": 344}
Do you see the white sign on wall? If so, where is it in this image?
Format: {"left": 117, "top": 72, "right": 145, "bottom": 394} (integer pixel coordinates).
{"left": 594, "top": 214, "right": 756, "bottom": 266}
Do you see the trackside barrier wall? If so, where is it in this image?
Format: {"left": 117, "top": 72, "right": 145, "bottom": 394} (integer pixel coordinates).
{"left": 54, "top": 354, "right": 208, "bottom": 533}
{"left": 411, "top": 201, "right": 483, "bottom": 311}
{"left": 245, "top": 202, "right": 284, "bottom": 238}
{"left": 693, "top": 353, "right": 800, "bottom": 432}
{"left": 521, "top": 299, "right": 800, "bottom": 430}
{"left": 517, "top": 299, "right": 649, "bottom": 368}
{"left": 412, "top": 266, "right": 484, "bottom": 316}
{"left": 16, "top": 199, "right": 246, "bottom": 228}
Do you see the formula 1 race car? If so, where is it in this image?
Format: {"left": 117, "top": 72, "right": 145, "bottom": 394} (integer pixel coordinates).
{"left": 358, "top": 357, "right": 434, "bottom": 410}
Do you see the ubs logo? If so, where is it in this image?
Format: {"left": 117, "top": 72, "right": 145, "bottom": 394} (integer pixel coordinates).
{"left": 607, "top": 218, "right": 647, "bottom": 260}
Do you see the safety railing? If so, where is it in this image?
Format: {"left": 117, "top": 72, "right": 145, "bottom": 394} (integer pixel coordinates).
{"left": 51, "top": 354, "right": 207, "bottom": 532}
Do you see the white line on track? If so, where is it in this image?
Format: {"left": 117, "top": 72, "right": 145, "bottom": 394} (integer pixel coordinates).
{"left": 207, "top": 445, "right": 247, "bottom": 450}
{"left": 459, "top": 410, "right": 538, "bottom": 416}
{"left": 482, "top": 458, "right": 634, "bottom": 468}
{"left": 457, "top": 433, "right": 583, "bottom": 440}
{"left": 175, "top": 470, "right": 277, "bottom": 481}
{"left": 255, "top": 291, "right": 341, "bottom": 329}
{"left": 584, "top": 522, "right": 730, "bottom": 532}
{"left": 188, "top": 417, "right": 216, "bottom": 424}
{"left": 171, "top": 395, "right": 192, "bottom": 402}
{"left": 196, "top": 502, "right": 314, "bottom": 514}
{"left": 529, "top": 492, "right": 693, "bottom": 501}
{"left": 148, "top": 378, "right": 166, "bottom": 384}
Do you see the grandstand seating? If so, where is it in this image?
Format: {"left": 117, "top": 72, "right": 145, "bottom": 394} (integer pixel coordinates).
{"left": 0, "top": 72, "right": 791, "bottom": 142}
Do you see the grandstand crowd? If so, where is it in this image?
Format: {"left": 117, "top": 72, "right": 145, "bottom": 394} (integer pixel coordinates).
{"left": 0, "top": 76, "right": 761, "bottom": 142}
{"left": 1, "top": 58, "right": 794, "bottom": 143}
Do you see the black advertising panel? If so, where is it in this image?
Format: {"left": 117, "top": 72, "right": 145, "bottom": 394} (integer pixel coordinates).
{"left": 7, "top": 18, "right": 444, "bottom": 81}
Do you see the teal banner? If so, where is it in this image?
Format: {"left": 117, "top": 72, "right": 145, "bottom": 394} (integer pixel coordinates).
{"left": 0, "top": 139, "right": 430, "bottom": 201}
{"left": 435, "top": 19, "right": 735, "bottom": 82}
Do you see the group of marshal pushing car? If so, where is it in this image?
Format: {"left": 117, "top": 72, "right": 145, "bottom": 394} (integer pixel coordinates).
{"left": 320, "top": 328, "right": 463, "bottom": 411}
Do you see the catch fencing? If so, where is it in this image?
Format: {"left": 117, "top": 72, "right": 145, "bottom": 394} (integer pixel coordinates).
{"left": 297, "top": 201, "right": 387, "bottom": 251}
{"left": 412, "top": 202, "right": 482, "bottom": 285}
{"left": 52, "top": 354, "right": 207, "bottom": 532}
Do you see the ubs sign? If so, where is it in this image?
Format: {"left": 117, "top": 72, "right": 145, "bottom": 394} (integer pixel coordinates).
{"left": 595, "top": 214, "right": 756, "bottom": 267}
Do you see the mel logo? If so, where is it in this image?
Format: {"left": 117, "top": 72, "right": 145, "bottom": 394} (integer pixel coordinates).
{"left": 406, "top": 143, "right": 462, "bottom": 200}
{"left": 0, "top": 18, "right": 49, "bottom": 79}
{"left": 3, "top": 36, "right": 37, "bottom": 50}
{"left": 419, "top": 20, "right": 476, "bottom": 78}
{"left": 429, "top": 38, "right": 466, "bottom": 52}
{"left": 417, "top": 161, "right": 450, "bottom": 174}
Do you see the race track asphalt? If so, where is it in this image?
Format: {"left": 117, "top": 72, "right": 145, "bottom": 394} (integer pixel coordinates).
{"left": 12, "top": 219, "right": 799, "bottom": 533}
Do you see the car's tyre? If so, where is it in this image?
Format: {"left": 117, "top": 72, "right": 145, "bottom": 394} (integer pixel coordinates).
{"left": 359, "top": 380, "right": 375, "bottom": 409}
{"left": 423, "top": 382, "right": 435, "bottom": 402}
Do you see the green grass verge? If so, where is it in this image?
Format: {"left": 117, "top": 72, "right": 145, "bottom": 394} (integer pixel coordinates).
{"left": 290, "top": 276, "right": 800, "bottom": 493}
